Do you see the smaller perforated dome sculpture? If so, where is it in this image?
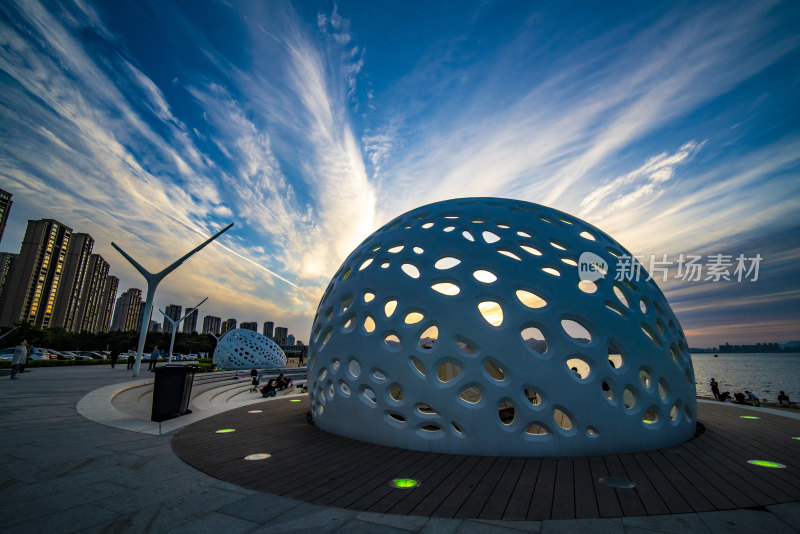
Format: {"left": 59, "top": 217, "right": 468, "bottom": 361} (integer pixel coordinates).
{"left": 213, "top": 328, "right": 287, "bottom": 370}
{"left": 307, "top": 198, "right": 697, "bottom": 457}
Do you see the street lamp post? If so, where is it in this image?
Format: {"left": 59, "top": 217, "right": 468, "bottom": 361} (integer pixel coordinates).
{"left": 159, "top": 297, "right": 208, "bottom": 363}
{"left": 112, "top": 223, "right": 232, "bottom": 377}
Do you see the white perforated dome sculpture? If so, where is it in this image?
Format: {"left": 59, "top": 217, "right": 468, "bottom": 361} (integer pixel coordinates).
{"left": 307, "top": 198, "right": 696, "bottom": 457}
{"left": 213, "top": 328, "right": 287, "bottom": 370}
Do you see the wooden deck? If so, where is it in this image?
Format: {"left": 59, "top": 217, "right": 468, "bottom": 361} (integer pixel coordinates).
{"left": 171, "top": 399, "right": 800, "bottom": 520}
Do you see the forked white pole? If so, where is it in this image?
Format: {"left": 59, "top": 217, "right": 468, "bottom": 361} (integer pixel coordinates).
{"left": 158, "top": 297, "right": 208, "bottom": 363}
{"left": 112, "top": 223, "right": 232, "bottom": 377}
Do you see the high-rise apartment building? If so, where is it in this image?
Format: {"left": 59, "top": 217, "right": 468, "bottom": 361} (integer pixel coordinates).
{"left": 274, "top": 326, "right": 288, "bottom": 346}
{"left": 0, "top": 189, "right": 12, "bottom": 244}
{"left": 111, "top": 288, "right": 143, "bottom": 332}
{"left": 182, "top": 307, "right": 199, "bottom": 334}
{"left": 241, "top": 321, "right": 257, "bottom": 331}
{"left": 149, "top": 320, "right": 161, "bottom": 333}
{"left": 163, "top": 304, "right": 182, "bottom": 333}
{"left": 221, "top": 318, "right": 237, "bottom": 334}
{"left": 0, "top": 219, "right": 72, "bottom": 328}
{"left": 0, "top": 252, "right": 18, "bottom": 312}
{"left": 287, "top": 334, "right": 295, "bottom": 346}
{"left": 262, "top": 321, "right": 274, "bottom": 338}
{"left": 96, "top": 275, "right": 119, "bottom": 333}
{"left": 74, "top": 254, "right": 109, "bottom": 333}
{"left": 202, "top": 315, "right": 221, "bottom": 336}
{"left": 51, "top": 233, "right": 94, "bottom": 331}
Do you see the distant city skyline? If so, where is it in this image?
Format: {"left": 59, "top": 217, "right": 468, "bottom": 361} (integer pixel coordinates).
{"left": 1, "top": 1, "right": 799, "bottom": 346}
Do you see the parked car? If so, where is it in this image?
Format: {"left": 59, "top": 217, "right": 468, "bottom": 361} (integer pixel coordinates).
{"left": 49, "top": 350, "right": 75, "bottom": 360}
{"left": 0, "top": 347, "right": 14, "bottom": 361}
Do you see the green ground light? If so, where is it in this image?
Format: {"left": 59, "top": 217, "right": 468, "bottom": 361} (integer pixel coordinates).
{"left": 739, "top": 415, "right": 760, "bottom": 419}
{"left": 289, "top": 399, "right": 302, "bottom": 402}
{"left": 793, "top": 437, "right": 800, "bottom": 440}
{"left": 391, "top": 478, "right": 419, "bottom": 489}
{"left": 215, "top": 429, "right": 236, "bottom": 433}
{"left": 748, "top": 460, "right": 786, "bottom": 468}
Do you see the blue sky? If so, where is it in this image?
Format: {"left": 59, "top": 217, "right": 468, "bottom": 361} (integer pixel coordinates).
{"left": 0, "top": 0, "right": 798, "bottom": 346}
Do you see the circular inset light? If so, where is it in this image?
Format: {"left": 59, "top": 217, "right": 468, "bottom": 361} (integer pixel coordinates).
{"left": 215, "top": 429, "right": 235, "bottom": 433}
{"left": 290, "top": 399, "right": 302, "bottom": 402}
{"left": 747, "top": 460, "right": 786, "bottom": 468}
{"left": 793, "top": 437, "right": 800, "bottom": 440}
{"left": 598, "top": 477, "right": 635, "bottom": 489}
{"left": 244, "top": 453, "right": 272, "bottom": 461}
{"left": 247, "top": 410, "right": 263, "bottom": 414}
{"left": 391, "top": 478, "right": 419, "bottom": 489}
{"left": 739, "top": 415, "right": 760, "bottom": 420}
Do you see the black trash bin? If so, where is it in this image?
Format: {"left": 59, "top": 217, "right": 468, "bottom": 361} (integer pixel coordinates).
{"left": 151, "top": 365, "right": 197, "bottom": 422}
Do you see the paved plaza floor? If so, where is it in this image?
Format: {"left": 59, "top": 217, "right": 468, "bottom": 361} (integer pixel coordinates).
{"left": 1, "top": 365, "right": 798, "bottom": 533}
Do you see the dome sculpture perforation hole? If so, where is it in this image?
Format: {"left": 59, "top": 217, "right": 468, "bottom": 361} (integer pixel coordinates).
{"left": 561, "top": 319, "right": 592, "bottom": 344}
{"left": 614, "top": 284, "right": 630, "bottom": 308}
{"left": 478, "top": 301, "right": 504, "bottom": 326}
{"left": 566, "top": 358, "right": 591, "bottom": 380}
{"left": 516, "top": 290, "right": 547, "bottom": 308}
{"left": 520, "top": 244, "right": 542, "bottom": 256}
{"left": 521, "top": 327, "right": 548, "bottom": 355}
{"left": 578, "top": 280, "right": 597, "bottom": 293}
{"left": 308, "top": 198, "right": 696, "bottom": 457}
{"left": 401, "top": 264, "right": 420, "bottom": 279}
{"left": 499, "top": 401, "right": 515, "bottom": 425}
{"left": 526, "top": 423, "right": 549, "bottom": 435}
{"left": 431, "top": 282, "right": 460, "bottom": 295}
{"left": 484, "top": 360, "right": 505, "bottom": 381}
{"left": 389, "top": 384, "right": 403, "bottom": 402}
{"left": 437, "top": 362, "right": 462, "bottom": 383}
{"left": 348, "top": 358, "right": 361, "bottom": 379}
{"left": 435, "top": 256, "right": 461, "bottom": 270}
{"left": 363, "top": 315, "right": 376, "bottom": 333}
{"left": 639, "top": 368, "right": 652, "bottom": 389}
{"left": 459, "top": 386, "right": 482, "bottom": 404}
{"left": 623, "top": 387, "right": 637, "bottom": 409}
{"left": 483, "top": 231, "right": 501, "bottom": 243}
{"left": 410, "top": 357, "right": 426, "bottom": 377}
{"left": 418, "top": 403, "right": 438, "bottom": 415}
{"left": 418, "top": 325, "right": 438, "bottom": 349}
{"left": 405, "top": 312, "right": 424, "bottom": 324}
{"left": 554, "top": 408, "right": 572, "bottom": 430}
{"left": 525, "top": 388, "right": 542, "bottom": 406}
{"left": 497, "top": 248, "right": 522, "bottom": 261}
{"left": 643, "top": 408, "right": 659, "bottom": 425}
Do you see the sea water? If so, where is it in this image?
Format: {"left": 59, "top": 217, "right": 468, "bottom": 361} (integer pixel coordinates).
{"left": 690, "top": 352, "right": 800, "bottom": 402}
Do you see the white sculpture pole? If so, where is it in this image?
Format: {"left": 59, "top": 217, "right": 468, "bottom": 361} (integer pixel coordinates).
{"left": 158, "top": 297, "right": 208, "bottom": 363}
{"left": 112, "top": 223, "right": 232, "bottom": 377}
{"left": 0, "top": 326, "right": 19, "bottom": 341}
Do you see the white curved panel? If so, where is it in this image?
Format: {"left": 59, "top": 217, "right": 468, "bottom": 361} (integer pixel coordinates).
{"left": 308, "top": 198, "right": 697, "bottom": 457}
{"left": 213, "top": 328, "right": 287, "bottom": 370}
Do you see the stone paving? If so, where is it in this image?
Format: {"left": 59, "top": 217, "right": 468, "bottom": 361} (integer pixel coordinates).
{"left": 1, "top": 365, "right": 798, "bottom": 533}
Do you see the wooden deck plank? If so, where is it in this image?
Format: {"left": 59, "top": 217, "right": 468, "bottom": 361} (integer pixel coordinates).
{"left": 479, "top": 457, "right": 526, "bottom": 519}
{"left": 604, "top": 455, "right": 646, "bottom": 516}
{"left": 432, "top": 456, "right": 499, "bottom": 518}
{"left": 550, "top": 458, "right": 575, "bottom": 519}
{"left": 503, "top": 458, "right": 541, "bottom": 520}
{"left": 410, "top": 455, "right": 483, "bottom": 517}
{"left": 644, "top": 449, "right": 713, "bottom": 513}
{"left": 622, "top": 452, "right": 673, "bottom": 515}
{"left": 454, "top": 457, "right": 511, "bottom": 518}
{"left": 572, "top": 456, "right": 599, "bottom": 519}
{"left": 527, "top": 457, "right": 557, "bottom": 520}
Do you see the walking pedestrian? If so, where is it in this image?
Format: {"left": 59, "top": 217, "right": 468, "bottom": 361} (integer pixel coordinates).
{"left": 110, "top": 347, "right": 120, "bottom": 369}
{"left": 126, "top": 348, "right": 135, "bottom": 370}
{"left": 149, "top": 345, "right": 160, "bottom": 371}
{"left": 710, "top": 378, "right": 720, "bottom": 400}
{"left": 10, "top": 340, "right": 27, "bottom": 380}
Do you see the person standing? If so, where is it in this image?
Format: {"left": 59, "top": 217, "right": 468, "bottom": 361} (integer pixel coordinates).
{"left": 10, "top": 340, "right": 27, "bottom": 380}
{"left": 126, "top": 348, "right": 136, "bottom": 370}
{"left": 710, "top": 378, "right": 720, "bottom": 400}
{"left": 297, "top": 351, "right": 304, "bottom": 367}
{"left": 149, "top": 345, "right": 160, "bottom": 371}
{"left": 109, "top": 347, "right": 120, "bottom": 369}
